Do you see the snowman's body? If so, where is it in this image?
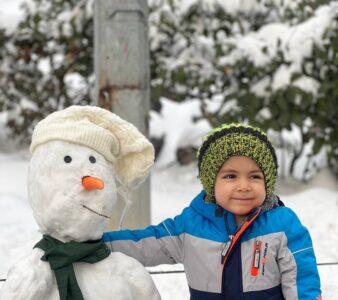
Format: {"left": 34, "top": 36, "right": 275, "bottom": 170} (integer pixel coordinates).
{"left": 1, "top": 249, "right": 159, "bottom": 300}
{"left": 0, "top": 140, "right": 160, "bottom": 300}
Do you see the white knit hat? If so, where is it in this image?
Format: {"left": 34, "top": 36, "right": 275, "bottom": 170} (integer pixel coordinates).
{"left": 30, "top": 105, "right": 155, "bottom": 189}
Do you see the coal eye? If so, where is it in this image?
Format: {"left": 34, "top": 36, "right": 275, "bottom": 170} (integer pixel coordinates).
{"left": 89, "top": 156, "right": 96, "bottom": 164}
{"left": 64, "top": 155, "right": 72, "bottom": 163}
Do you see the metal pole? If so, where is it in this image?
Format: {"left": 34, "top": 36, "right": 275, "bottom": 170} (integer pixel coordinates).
{"left": 94, "top": 0, "right": 151, "bottom": 229}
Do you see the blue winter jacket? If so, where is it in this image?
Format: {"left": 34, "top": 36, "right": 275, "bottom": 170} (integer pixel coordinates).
{"left": 103, "top": 191, "right": 321, "bottom": 300}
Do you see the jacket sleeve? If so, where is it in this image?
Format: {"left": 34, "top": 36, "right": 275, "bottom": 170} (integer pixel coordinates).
{"left": 277, "top": 207, "right": 321, "bottom": 300}
{"left": 103, "top": 207, "right": 189, "bottom": 266}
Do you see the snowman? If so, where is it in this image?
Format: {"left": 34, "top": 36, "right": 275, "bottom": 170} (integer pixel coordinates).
{"left": 0, "top": 106, "right": 161, "bottom": 300}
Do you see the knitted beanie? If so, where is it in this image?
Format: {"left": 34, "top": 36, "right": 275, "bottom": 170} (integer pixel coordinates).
{"left": 30, "top": 105, "right": 154, "bottom": 189}
{"left": 197, "top": 123, "right": 278, "bottom": 203}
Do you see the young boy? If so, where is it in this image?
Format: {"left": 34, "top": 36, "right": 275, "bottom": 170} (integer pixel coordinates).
{"left": 103, "top": 123, "right": 322, "bottom": 300}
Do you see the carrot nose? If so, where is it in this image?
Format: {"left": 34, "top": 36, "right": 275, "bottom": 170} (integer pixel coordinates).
{"left": 82, "top": 176, "right": 104, "bottom": 191}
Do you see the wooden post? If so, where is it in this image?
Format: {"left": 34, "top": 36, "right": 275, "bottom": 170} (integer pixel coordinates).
{"left": 94, "top": 0, "right": 151, "bottom": 229}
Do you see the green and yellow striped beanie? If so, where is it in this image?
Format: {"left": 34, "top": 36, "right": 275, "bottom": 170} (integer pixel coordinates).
{"left": 197, "top": 123, "right": 278, "bottom": 203}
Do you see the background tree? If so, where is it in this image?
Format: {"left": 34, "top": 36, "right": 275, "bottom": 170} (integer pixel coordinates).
{"left": 0, "top": 0, "right": 337, "bottom": 178}
{"left": 0, "top": 0, "right": 93, "bottom": 143}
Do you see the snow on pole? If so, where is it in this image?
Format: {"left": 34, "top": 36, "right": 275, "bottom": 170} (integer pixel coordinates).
{"left": 94, "top": 0, "right": 151, "bottom": 230}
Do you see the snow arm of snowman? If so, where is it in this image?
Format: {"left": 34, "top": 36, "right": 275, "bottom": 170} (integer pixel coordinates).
{"left": 0, "top": 249, "right": 56, "bottom": 300}
{"left": 103, "top": 212, "right": 187, "bottom": 266}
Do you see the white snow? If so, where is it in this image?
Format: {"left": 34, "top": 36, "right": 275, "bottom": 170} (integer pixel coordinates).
{"left": 224, "top": 2, "right": 338, "bottom": 67}
{"left": 151, "top": 98, "right": 211, "bottom": 168}
{"left": 268, "top": 124, "right": 329, "bottom": 181}
{"left": 0, "top": 0, "right": 25, "bottom": 33}
{"left": 171, "top": 0, "right": 300, "bottom": 17}
{"left": 64, "top": 73, "right": 88, "bottom": 99}
{"left": 293, "top": 75, "right": 320, "bottom": 94}
{"left": 37, "top": 58, "right": 51, "bottom": 76}
{"left": 285, "top": 4, "right": 338, "bottom": 66}
{"left": 219, "top": 2, "right": 338, "bottom": 95}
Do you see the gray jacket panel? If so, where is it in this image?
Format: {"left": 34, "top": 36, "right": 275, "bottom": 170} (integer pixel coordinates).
{"left": 107, "top": 234, "right": 184, "bottom": 266}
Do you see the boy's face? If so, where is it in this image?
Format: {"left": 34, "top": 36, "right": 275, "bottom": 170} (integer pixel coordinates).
{"left": 214, "top": 156, "right": 266, "bottom": 224}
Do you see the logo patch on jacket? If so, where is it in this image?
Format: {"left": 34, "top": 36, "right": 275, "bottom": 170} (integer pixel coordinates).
{"left": 262, "top": 242, "right": 269, "bottom": 276}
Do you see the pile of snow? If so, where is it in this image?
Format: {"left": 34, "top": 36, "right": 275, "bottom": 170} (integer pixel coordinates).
{"left": 150, "top": 98, "right": 211, "bottom": 168}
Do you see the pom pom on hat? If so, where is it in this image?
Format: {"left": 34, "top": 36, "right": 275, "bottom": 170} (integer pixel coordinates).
{"left": 30, "top": 105, "right": 154, "bottom": 189}
{"left": 197, "top": 123, "right": 278, "bottom": 203}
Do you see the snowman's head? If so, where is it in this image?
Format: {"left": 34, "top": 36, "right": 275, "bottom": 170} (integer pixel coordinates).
{"left": 28, "top": 105, "right": 155, "bottom": 242}
{"left": 28, "top": 140, "right": 117, "bottom": 242}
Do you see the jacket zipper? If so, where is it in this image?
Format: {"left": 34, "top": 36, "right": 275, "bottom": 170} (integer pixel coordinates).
{"left": 251, "top": 240, "right": 262, "bottom": 276}
{"left": 221, "top": 208, "right": 261, "bottom": 267}
{"left": 221, "top": 236, "right": 233, "bottom": 264}
{"left": 221, "top": 213, "right": 234, "bottom": 264}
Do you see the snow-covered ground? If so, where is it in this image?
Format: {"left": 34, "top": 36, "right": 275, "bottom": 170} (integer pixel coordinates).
{"left": 0, "top": 151, "right": 337, "bottom": 299}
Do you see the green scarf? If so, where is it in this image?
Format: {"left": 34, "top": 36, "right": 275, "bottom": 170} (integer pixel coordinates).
{"left": 34, "top": 235, "right": 110, "bottom": 300}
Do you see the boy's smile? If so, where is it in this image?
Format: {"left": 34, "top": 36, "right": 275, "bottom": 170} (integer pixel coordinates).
{"left": 214, "top": 156, "right": 266, "bottom": 224}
